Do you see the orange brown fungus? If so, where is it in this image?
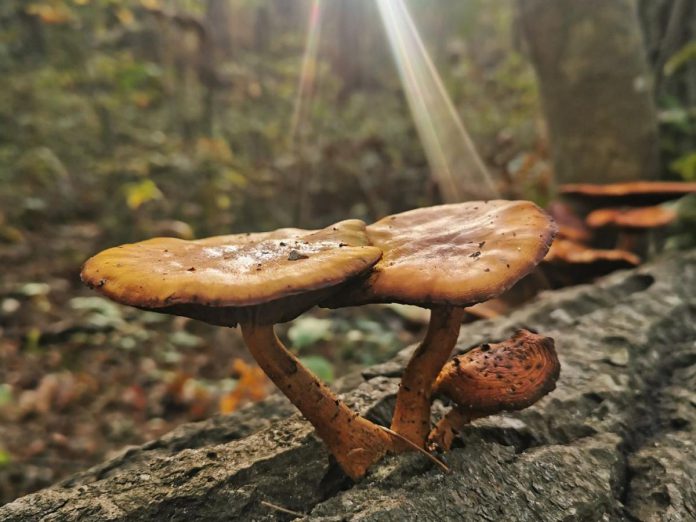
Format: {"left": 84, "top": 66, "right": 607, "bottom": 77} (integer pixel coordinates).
{"left": 427, "top": 330, "right": 560, "bottom": 452}
{"left": 545, "top": 238, "right": 640, "bottom": 271}
{"left": 81, "top": 220, "right": 393, "bottom": 480}
{"left": 586, "top": 206, "right": 677, "bottom": 230}
{"left": 324, "top": 201, "right": 557, "bottom": 449}
{"left": 560, "top": 181, "right": 696, "bottom": 207}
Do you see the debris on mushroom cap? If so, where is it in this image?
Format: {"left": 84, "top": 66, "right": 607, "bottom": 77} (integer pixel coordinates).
{"left": 80, "top": 219, "right": 382, "bottom": 325}
{"left": 433, "top": 329, "right": 560, "bottom": 414}
{"left": 586, "top": 206, "right": 677, "bottom": 229}
{"left": 560, "top": 181, "right": 696, "bottom": 206}
{"left": 545, "top": 238, "right": 640, "bottom": 267}
{"left": 324, "top": 201, "right": 557, "bottom": 308}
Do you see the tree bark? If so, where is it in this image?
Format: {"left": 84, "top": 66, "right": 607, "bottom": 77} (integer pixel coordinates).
{"left": 517, "top": 0, "right": 661, "bottom": 184}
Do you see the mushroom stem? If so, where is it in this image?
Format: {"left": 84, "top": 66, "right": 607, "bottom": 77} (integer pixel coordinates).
{"left": 427, "top": 407, "right": 484, "bottom": 453}
{"left": 390, "top": 306, "right": 466, "bottom": 448}
{"left": 241, "top": 322, "right": 393, "bottom": 480}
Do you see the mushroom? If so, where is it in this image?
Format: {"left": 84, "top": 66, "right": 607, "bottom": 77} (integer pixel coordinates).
{"left": 546, "top": 201, "right": 591, "bottom": 243}
{"left": 323, "top": 201, "right": 556, "bottom": 448}
{"left": 541, "top": 238, "right": 640, "bottom": 287}
{"left": 81, "top": 220, "right": 393, "bottom": 479}
{"left": 585, "top": 205, "right": 677, "bottom": 254}
{"left": 427, "top": 329, "right": 560, "bottom": 452}
{"left": 560, "top": 181, "right": 696, "bottom": 208}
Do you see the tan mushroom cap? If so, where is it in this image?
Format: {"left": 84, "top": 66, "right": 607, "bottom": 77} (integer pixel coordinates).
{"left": 81, "top": 220, "right": 381, "bottom": 325}
{"left": 325, "top": 201, "right": 556, "bottom": 307}
{"left": 586, "top": 206, "right": 677, "bottom": 229}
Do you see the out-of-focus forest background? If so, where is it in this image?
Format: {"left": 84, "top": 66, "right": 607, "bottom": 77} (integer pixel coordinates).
{"left": 1, "top": 0, "right": 695, "bottom": 504}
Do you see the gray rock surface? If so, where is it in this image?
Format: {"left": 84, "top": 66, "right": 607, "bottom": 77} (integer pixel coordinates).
{"left": 2, "top": 251, "right": 695, "bottom": 521}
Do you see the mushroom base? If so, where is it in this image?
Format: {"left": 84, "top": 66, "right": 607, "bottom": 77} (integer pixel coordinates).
{"left": 241, "top": 323, "right": 393, "bottom": 480}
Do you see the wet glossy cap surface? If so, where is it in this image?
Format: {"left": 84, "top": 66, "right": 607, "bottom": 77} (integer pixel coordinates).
{"left": 81, "top": 220, "right": 381, "bottom": 311}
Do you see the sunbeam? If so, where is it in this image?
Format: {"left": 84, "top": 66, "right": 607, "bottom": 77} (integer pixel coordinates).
{"left": 376, "top": 0, "right": 499, "bottom": 201}
{"left": 289, "top": 0, "right": 323, "bottom": 148}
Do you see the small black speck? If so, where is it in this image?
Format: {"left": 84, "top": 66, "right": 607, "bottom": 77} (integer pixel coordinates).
{"left": 187, "top": 267, "right": 196, "bottom": 272}
{"left": 478, "top": 241, "right": 486, "bottom": 248}
{"left": 469, "top": 251, "right": 481, "bottom": 259}
{"left": 279, "top": 241, "right": 286, "bottom": 246}
{"left": 480, "top": 344, "right": 490, "bottom": 352}
{"left": 97, "top": 279, "right": 106, "bottom": 287}
{"left": 484, "top": 268, "right": 490, "bottom": 272}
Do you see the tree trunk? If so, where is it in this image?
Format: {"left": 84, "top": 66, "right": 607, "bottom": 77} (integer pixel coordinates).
{"left": 517, "top": 0, "right": 661, "bottom": 184}
{"left": 3, "top": 250, "right": 696, "bottom": 520}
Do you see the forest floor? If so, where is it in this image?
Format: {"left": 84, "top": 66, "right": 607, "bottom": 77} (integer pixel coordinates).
{"left": 0, "top": 224, "right": 424, "bottom": 505}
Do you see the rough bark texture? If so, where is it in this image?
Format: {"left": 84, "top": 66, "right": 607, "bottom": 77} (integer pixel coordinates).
{"left": 2, "top": 250, "right": 696, "bottom": 521}
{"left": 517, "top": 0, "right": 661, "bottom": 184}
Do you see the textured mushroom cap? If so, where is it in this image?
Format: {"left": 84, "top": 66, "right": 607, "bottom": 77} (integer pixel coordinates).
{"left": 81, "top": 220, "right": 381, "bottom": 325}
{"left": 325, "top": 201, "right": 556, "bottom": 308}
{"left": 560, "top": 181, "right": 696, "bottom": 206}
{"left": 586, "top": 206, "right": 677, "bottom": 229}
{"left": 433, "top": 330, "right": 560, "bottom": 414}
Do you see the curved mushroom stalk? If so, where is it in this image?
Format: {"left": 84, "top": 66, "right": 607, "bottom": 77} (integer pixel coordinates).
{"left": 241, "top": 323, "right": 393, "bottom": 480}
{"left": 390, "top": 306, "right": 465, "bottom": 448}
{"left": 427, "top": 329, "right": 560, "bottom": 452}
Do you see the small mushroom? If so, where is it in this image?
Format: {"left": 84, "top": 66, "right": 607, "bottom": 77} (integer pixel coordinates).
{"left": 542, "top": 238, "right": 640, "bottom": 287}
{"left": 81, "top": 220, "right": 393, "bottom": 479}
{"left": 586, "top": 205, "right": 677, "bottom": 254}
{"left": 427, "top": 329, "right": 560, "bottom": 452}
{"left": 324, "top": 201, "right": 556, "bottom": 448}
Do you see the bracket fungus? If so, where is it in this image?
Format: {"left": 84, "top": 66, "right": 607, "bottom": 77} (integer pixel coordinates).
{"left": 324, "top": 201, "right": 557, "bottom": 448}
{"left": 427, "top": 329, "right": 560, "bottom": 452}
{"left": 81, "top": 220, "right": 393, "bottom": 480}
{"left": 560, "top": 181, "right": 696, "bottom": 207}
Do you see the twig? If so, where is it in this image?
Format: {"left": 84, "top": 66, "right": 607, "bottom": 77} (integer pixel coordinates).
{"left": 379, "top": 425, "right": 450, "bottom": 474}
{"left": 260, "top": 500, "right": 304, "bottom": 518}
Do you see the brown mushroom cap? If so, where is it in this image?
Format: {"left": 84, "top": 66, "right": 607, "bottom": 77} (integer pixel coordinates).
{"left": 325, "top": 201, "right": 556, "bottom": 308}
{"left": 433, "top": 329, "right": 560, "bottom": 414}
{"left": 560, "top": 181, "right": 696, "bottom": 207}
{"left": 545, "top": 238, "right": 640, "bottom": 268}
{"left": 586, "top": 206, "right": 677, "bottom": 229}
{"left": 81, "top": 220, "right": 381, "bottom": 326}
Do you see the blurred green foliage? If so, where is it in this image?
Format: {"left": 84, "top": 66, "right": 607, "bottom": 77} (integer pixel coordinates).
{"left": 0, "top": 0, "right": 546, "bottom": 246}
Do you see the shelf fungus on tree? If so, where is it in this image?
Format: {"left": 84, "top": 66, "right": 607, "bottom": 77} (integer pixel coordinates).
{"left": 586, "top": 206, "right": 678, "bottom": 254}
{"left": 542, "top": 238, "right": 641, "bottom": 287}
{"left": 427, "top": 329, "right": 560, "bottom": 452}
{"left": 323, "top": 201, "right": 557, "bottom": 449}
{"left": 560, "top": 181, "right": 696, "bottom": 208}
{"left": 81, "top": 220, "right": 394, "bottom": 480}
